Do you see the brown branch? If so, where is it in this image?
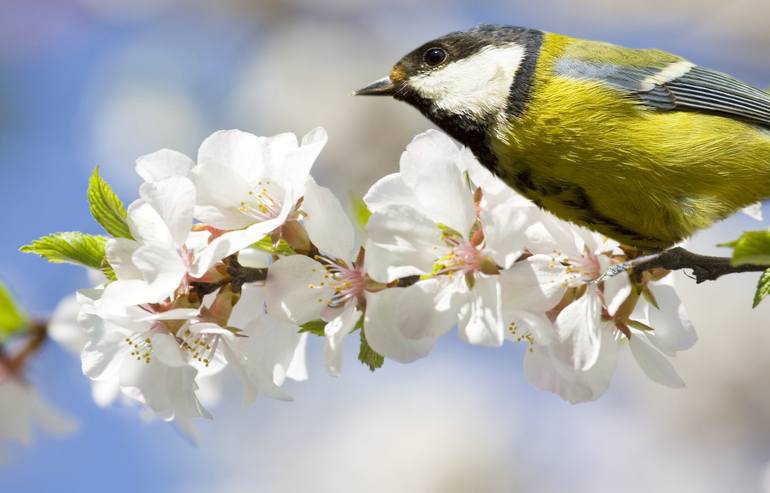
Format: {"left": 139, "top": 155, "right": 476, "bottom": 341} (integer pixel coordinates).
{"left": 223, "top": 248, "right": 765, "bottom": 291}
{"left": 632, "top": 247, "right": 767, "bottom": 284}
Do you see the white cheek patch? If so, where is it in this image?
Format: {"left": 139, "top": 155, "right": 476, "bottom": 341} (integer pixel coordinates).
{"left": 408, "top": 43, "right": 526, "bottom": 122}
{"left": 640, "top": 61, "right": 695, "bottom": 91}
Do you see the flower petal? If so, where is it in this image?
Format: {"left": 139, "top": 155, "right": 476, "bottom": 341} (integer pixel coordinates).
{"left": 505, "top": 309, "right": 555, "bottom": 346}
{"left": 524, "top": 325, "right": 619, "bottom": 404}
{"left": 265, "top": 255, "right": 332, "bottom": 324}
{"left": 138, "top": 176, "right": 195, "bottom": 248}
{"left": 324, "top": 304, "right": 361, "bottom": 376}
{"left": 131, "top": 243, "right": 187, "bottom": 301}
{"left": 363, "top": 173, "right": 422, "bottom": 213}
{"left": 106, "top": 238, "right": 142, "bottom": 280}
{"left": 286, "top": 333, "right": 309, "bottom": 382}
{"left": 364, "top": 279, "right": 457, "bottom": 363}
{"left": 498, "top": 254, "right": 566, "bottom": 313}
{"left": 365, "top": 204, "right": 446, "bottom": 282}
{"left": 399, "top": 130, "right": 476, "bottom": 235}
{"left": 136, "top": 149, "right": 194, "bottom": 182}
{"left": 628, "top": 332, "right": 686, "bottom": 388}
{"left": 480, "top": 202, "right": 529, "bottom": 269}
{"left": 192, "top": 163, "right": 256, "bottom": 230}
{"left": 302, "top": 180, "right": 356, "bottom": 260}
{"left": 198, "top": 129, "right": 269, "bottom": 183}
{"left": 151, "top": 333, "right": 187, "bottom": 367}
{"left": 555, "top": 286, "right": 603, "bottom": 371}
{"left": 127, "top": 200, "right": 174, "bottom": 248}
{"left": 275, "top": 127, "right": 327, "bottom": 194}
{"left": 458, "top": 276, "right": 505, "bottom": 347}
{"left": 191, "top": 210, "right": 289, "bottom": 277}
{"left": 647, "top": 283, "right": 697, "bottom": 354}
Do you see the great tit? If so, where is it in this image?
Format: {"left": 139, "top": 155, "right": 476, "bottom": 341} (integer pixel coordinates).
{"left": 355, "top": 25, "right": 770, "bottom": 251}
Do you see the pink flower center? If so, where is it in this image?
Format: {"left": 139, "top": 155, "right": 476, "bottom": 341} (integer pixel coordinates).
{"left": 314, "top": 258, "right": 366, "bottom": 308}
{"left": 566, "top": 249, "right": 602, "bottom": 283}
{"left": 435, "top": 239, "right": 482, "bottom": 276}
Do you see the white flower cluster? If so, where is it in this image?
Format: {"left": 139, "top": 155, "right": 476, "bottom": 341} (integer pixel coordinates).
{"left": 65, "top": 127, "right": 696, "bottom": 423}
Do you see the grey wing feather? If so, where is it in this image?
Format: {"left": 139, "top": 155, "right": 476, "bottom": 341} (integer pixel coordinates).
{"left": 643, "top": 67, "right": 770, "bottom": 127}
{"left": 555, "top": 59, "right": 770, "bottom": 127}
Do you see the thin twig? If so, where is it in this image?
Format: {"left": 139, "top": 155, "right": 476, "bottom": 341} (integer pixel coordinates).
{"left": 632, "top": 247, "right": 767, "bottom": 284}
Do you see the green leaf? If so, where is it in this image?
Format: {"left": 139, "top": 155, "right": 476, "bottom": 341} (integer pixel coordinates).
{"left": 627, "top": 319, "right": 654, "bottom": 332}
{"left": 358, "top": 327, "right": 384, "bottom": 372}
{"left": 351, "top": 195, "right": 372, "bottom": 230}
{"left": 753, "top": 268, "right": 770, "bottom": 308}
{"left": 299, "top": 319, "right": 326, "bottom": 336}
{"left": 21, "top": 232, "right": 115, "bottom": 280}
{"left": 88, "top": 166, "right": 133, "bottom": 239}
{"left": 0, "top": 282, "right": 27, "bottom": 341}
{"left": 721, "top": 230, "right": 770, "bottom": 266}
{"left": 252, "top": 235, "right": 295, "bottom": 256}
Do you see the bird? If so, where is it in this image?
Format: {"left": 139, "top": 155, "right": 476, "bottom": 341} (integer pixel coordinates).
{"left": 355, "top": 25, "right": 770, "bottom": 251}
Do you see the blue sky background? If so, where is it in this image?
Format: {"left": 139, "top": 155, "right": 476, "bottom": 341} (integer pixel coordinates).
{"left": 2, "top": 1, "right": 770, "bottom": 492}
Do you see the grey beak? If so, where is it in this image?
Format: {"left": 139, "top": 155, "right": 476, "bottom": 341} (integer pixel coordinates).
{"left": 354, "top": 76, "right": 396, "bottom": 96}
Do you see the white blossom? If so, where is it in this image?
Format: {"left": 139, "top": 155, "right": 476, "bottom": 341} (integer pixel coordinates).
{"left": 519, "top": 220, "right": 697, "bottom": 402}
{"left": 362, "top": 130, "right": 535, "bottom": 361}
{"left": 190, "top": 128, "right": 327, "bottom": 274}
{"left": 266, "top": 184, "right": 364, "bottom": 376}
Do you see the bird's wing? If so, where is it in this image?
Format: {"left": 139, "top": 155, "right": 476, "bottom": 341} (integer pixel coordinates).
{"left": 555, "top": 40, "right": 770, "bottom": 128}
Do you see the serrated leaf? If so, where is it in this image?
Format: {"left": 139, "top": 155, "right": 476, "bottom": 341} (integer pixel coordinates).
{"left": 753, "top": 269, "right": 770, "bottom": 308}
{"left": 722, "top": 230, "right": 770, "bottom": 266}
{"left": 88, "top": 166, "right": 133, "bottom": 239}
{"left": 358, "top": 327, "right": 384, "bottom": 372}
{"left": 21, "top": 232, "right": 114, "bottom": 279}
{"left": 252, "top": 235, "right": 295, "bottom": 256}
{"left": 0, "top": 282, "right": 27, "bottom": 341}
{"left": 350, "top": 195, "right": 372, "bottom": 230}
{"left": 299, "top": 319, "right": 326, "bottom": 336}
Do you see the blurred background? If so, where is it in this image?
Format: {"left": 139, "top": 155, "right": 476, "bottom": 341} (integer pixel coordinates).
{"left": 1, "top": 0, "right": 770, "bottom": 491}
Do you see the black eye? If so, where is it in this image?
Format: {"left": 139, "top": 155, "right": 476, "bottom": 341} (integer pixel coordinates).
{"left": 423, "top": 47, "right": 447, "bottom": 66}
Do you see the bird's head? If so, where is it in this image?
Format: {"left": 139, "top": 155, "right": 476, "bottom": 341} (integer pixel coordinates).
{"left": 355, "top": 25, "right": 543, "bottom": 157}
